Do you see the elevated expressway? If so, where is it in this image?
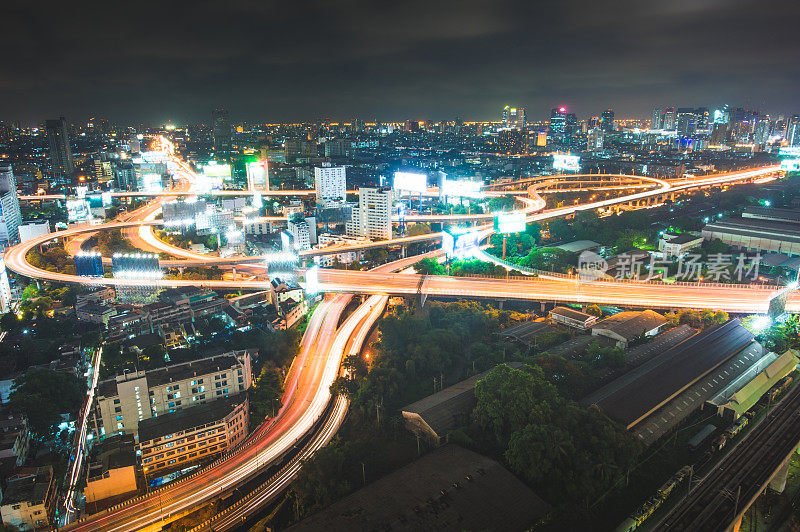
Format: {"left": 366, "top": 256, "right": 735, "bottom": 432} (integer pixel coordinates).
{"left": 6, "top": 163, "right": 786, "bottom": 529}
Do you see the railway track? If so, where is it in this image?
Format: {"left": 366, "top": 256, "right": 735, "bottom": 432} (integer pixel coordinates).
{"left": 657, "top": 384, "right": 800, "bottom": 531}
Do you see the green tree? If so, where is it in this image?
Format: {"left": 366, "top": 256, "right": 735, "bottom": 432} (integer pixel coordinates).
{"left": 413, "top": 258, "right": 445, "bottom": 276}
{"left": 9, "top": 368, "right": 85, "bottom": 439}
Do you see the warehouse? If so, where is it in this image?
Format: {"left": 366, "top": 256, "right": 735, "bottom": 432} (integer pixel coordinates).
{"left": 702, "top": 218, "right": 800, "bottom": 257}
{"left": 591, "top": 310, "right": 668, "bottom": 348}
{"left": 590, "top": 320, "right": 755, "bottom": 429}
{"left": 549, "top": 306, "right": 598, "bottom": 330}
{"left": 706, "top": 349, "right": 799, "bottom": 421}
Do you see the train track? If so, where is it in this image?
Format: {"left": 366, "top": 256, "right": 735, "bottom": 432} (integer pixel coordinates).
{"left": 656, "top": 383, "right": 800, "bottom": 531}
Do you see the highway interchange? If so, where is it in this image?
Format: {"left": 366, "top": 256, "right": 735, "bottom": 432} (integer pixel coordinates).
{"left": 4, "top": 147, "right": 791, "bottom": 530}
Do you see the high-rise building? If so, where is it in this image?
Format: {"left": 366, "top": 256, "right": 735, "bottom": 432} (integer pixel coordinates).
{"left": 0, "top": 258, "right": 11, "bottom": 313}
{"left": 754, "top": 115, "right": 771, "bottom": 146}
{"left": 785, "top": 115, "right": 800, "bottom": 146}
{"left": 498, "top": 130, "right": 530, "bottom": 155}
{"left": 287, "top": 215, "right": 317, "bottom": 250}
{"left": 211, "top": 108, "right": 231, "bottom": 157}
{"left": 662, "top": 107, "right": 677, "bottom": 131}
{"left": 587, "top": 128, "right": 604, "bottom": 151}
{"left": 502, "top": 106, "right": 526, "bottom": 129}
{"left": 696, "top": 107, "right": 710, "bottom": 132}
{"left": 564, "top": 113, "right": 579, "bottom": 147}
{"left": 0, "top": 165, "right": 22, "bottom": 246}
{"left": 676, "top": 108, "right": 698, "bottom": 137}
{"left": 549, "top": 107, "right": 567, "bottom": 140}
{"left": 347, "top": 187, "right": 392, "bottom": 240}
{"left": 314, "top": 165, "right": 347, "bottom": 208}
{"left": 45, "top": 117, "right": 75, "bottom": 181}
{"left": 651, "top": 107, "right": 663, "bottom": 130}
{"left": 600, "top": 108, "right": 615, "bottom": 133}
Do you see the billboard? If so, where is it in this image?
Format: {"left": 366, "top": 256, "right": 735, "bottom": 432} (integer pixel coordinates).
{"left": 553, "top": 154, "right": 580, "bottom": 172}
{"left": 440, "top": 179, "right": 483, "bottom": 199}
{"left": 67, "top": 199, "right": 91, "bottom": 222}
{"left": 246, "top": 161, "right": 269, "bottom": 191}
{"left": 442, "top": 228, "right": 480, "bottom": 257}
{"left": 74, "top": 252, "right": 104, "bottom": 277}
{"left": 494, "top": 212, "right": 526, "bottom": 234}
{"left": 203, "top": 161, "right": 231, "bottom": 177}
{"left": 781, "top": 159, "right": 800, "bottom": 172}
{"left": 393, "top": 171, "right": 427, "bottom": 194}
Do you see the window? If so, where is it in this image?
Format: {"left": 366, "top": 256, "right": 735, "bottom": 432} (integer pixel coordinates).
{"left": 11, "top": 505, "right": 20, "bottom": 510}
{"left": 114, "top": 407, "right": 121, "bottom": 413}
{"left": 238, "top": 369, "right": 242, "bottom": 376}
{"left": 117, "top": 422, "right": 123, "bottom": 429}
{"left": 113, "top": 398, "right": 120, "bottom": 404}
{"left": 223, "top": 389, "right": 228, "bottom": 394}
{"left": 168, "top": 402, "right": 175, "bottom": 408}
{"left": 116, "top": 415, "right": 123, "bottom": 421}
{"left": 165, "top": 442, "right": 174, "bottom": 448}
{"left": 238, "top": 377, "right": 244, "bottom": 384}
{"left": 188, "top": 443, "right": 196, "bottom": 450}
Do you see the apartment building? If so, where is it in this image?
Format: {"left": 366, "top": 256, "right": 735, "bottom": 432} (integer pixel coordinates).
{"left": 138, "top": 393, "right": 249, "bottom": 482}
{"left": 94, "top": 350, "right": 253, "bottom": 437}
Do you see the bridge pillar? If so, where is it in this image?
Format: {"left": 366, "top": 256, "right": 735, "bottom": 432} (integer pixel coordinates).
{"left": 498, "top": 299, "right": 505, "bottom": 310}
{"left": 769, "top": 457, "right": 791, "bottom": 493}
{"left": 540, "top": 302, "right": 547, "bottom": 313}
{"left": 401, "top": 245, "right": 407, "bottom": 259}
{"left": 232, "top": 266, "right": 236, "bottom": 281}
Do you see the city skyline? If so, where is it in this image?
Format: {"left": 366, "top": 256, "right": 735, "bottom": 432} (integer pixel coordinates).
{"left": 1, "top": 0, "right": 799, "bottom": 123}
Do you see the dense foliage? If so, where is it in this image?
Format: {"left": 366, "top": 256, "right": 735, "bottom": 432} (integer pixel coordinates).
{"left": 9, "top": 368, "right": 85, "bottom": 438}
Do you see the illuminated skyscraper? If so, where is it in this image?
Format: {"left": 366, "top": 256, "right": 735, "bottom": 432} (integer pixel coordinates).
{"left": 651, "top": 107, "right": 663, "bottom": 129}
{"left": 600, "top": 108, "right": 615, "bottom": 133}
{"left": 502, "top": 106, "right": 526, "bottom": 129}
{"left": 549, "top": 107, "right": 567, "bottom": 140}
{"left": 212, "top": 108, "right": 231, "bottom": 157}
{"left": 662, "top": 107, "right": 677, "bottom": 131}
{"left": 0, "top": 165, "right": 21, "bottom": 246}
{"left": 45, "top": 117, "right": 75, "bottom": 181}
{"left": 676, "top": 108, "right": 697, "bottom": 137}
{"left": 314, "top": 165, "right": 347, "bottom": 208}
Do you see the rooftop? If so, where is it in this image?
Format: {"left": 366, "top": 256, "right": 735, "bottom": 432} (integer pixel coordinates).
{"left": 288, "top": 445, "right": 550, "bottom": 532}
{"left": 2, "top": 466, "right": 53, "bottom": 505}
{"left": 664, "top": 233, "right": 703, "bottom": 245}
{"left": 137, "top": 393, "right": 246, "bottom": 443}
{"left": 550, "top": 306, "right": 596, "bottom": 322}
{"left": 743, "top": 206, "right": 800, "bottom": 224}
{"left": 98, "top": 350, "right": 252, "bottom": 398}
{"left": 591, "top": 319, "right": 755, "bottom": 428}
{"left": 555, "top": 240, "right": 601, "bottom": 253}
{"left": 592, "top": 310, "right": 668, "bottom": 341}
{"left": 88, "top": 434, "right": 137, "bottom": 478}
{"left": 703, "top": 218, "right": 800, "bottom": 245}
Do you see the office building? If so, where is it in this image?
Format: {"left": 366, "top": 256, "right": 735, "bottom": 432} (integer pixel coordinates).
{"left": 0, "top": 165, "right": 22, "bottom": 246}
{"left": 651, "top": 107, "right": 663, "bottom": 129}
{"left": 502, "top": 106, "right": 526, "bottom": 129}
{"left": 138, "top": 393, "right": 249, "bottom": 482}
{"left": 676, "top": 108, "right": 698, "bottom": 137}
{"left": 587, "top": 128, "right": 604, "bottom": 151}
{"left": 162, "top": 198, "right": 208, "bottom": 227}
{"left": 662, "top": 106, "right": 677, "bottom": 131}
{"left": 600, "top": 108, "right": 614, "bottom": 133}
{"left": 18, "top": 221, "right": 50, "bottom": 244}
{"left": 94, "top": 350, "right": 253, "bottom": 437}
{"left": 549, "top": 107, "right": 567, "bottom": 141}
{"left": 45, "top": 117, "right": 75, "bottom": 181}
{"left": 497, "top": 129, "right": 529, "bottom": 155}
{"left": 287, "top": 216, "right": 316, "bottom": 251}
{"left": 347, "top": 187, "right": 392, "bottom": 240}
{"left": 211, "top": 108, "right": 231, "bottom": 157}
{"left": 314, "top": 165, "right": 347, "bottom": 208}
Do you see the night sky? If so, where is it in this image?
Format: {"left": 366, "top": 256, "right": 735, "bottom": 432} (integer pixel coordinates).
{"left": 1, "top": 0, "right": 799, "bottom": 124}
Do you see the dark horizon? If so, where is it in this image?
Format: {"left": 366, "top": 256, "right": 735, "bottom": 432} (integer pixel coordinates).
{"left": 2, "top": 0, "right": 799, "bottom": 125}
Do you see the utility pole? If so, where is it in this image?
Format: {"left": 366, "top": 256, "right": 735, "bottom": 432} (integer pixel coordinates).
{"left": 502, "top": 235, "right": 507, "bottom": 260}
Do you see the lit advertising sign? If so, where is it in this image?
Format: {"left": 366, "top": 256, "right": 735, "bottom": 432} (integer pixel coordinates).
{"left": 141, "top": 173, "right": 163, "bottom": 193}
{"left": 203, "top": 162, "right": 232, "bottom": 179}
{"left": 442, "top": 229, "right": 480, "bottom": 257}
{"left": 76, "top": 186, "right": 88, "bottom": 199}
{"left": 553, "top": 154, "right": 581, "bottom": 172}
{"left": 101, "top": 191, "right": 113, "bottom": 207}
{"left": 67, "top": 199, "right": 91, "bottom": 222}
{"left": 494, "top": 212, "right": 526, "bottom": 234}
{"left": 440, "top": 179, "right": 483, "bottom": 199}
{"left": 781, "top": 159, "right": 800, "bottom": 172}
{"left": 246, "top": 161, "right": 269, "bottom": 191}
{"left": 393, "top": 171, "right": 427, "bottom": 194}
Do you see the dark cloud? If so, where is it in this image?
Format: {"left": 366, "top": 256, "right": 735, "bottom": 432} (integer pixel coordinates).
{"left": 1, "top": 0, "right": 798, "bottom": 124}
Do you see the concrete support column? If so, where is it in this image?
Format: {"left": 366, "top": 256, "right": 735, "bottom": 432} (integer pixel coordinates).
{"left": 401, "top": 245, "right": 406, "bottom": 259}
{"left": 770, "top": 457, "right": 792, "bottom": 493}
{"left": 498, "top": 299, "right": 505, "bottom": 310}
{"left": 232, "top": 266, "right": 236, "bottom": 281}
{"left": 540, "top": 301, "right": 547, "bottom": 313}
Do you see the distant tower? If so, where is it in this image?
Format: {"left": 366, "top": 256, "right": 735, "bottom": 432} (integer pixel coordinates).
{"left": 0, "top": 165, "right": 22, "bottom": 246}
{"left": 600, "top": 108, "right": 615, "bottom": 133}
{"left": 212, "top": 108, "right": 231, "bottom": 157}
{"left": 45, "top": 117, "right": 75, "bottom": 182}
{"left": 651, "top": 107, "right": 663, "bottom": 129}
